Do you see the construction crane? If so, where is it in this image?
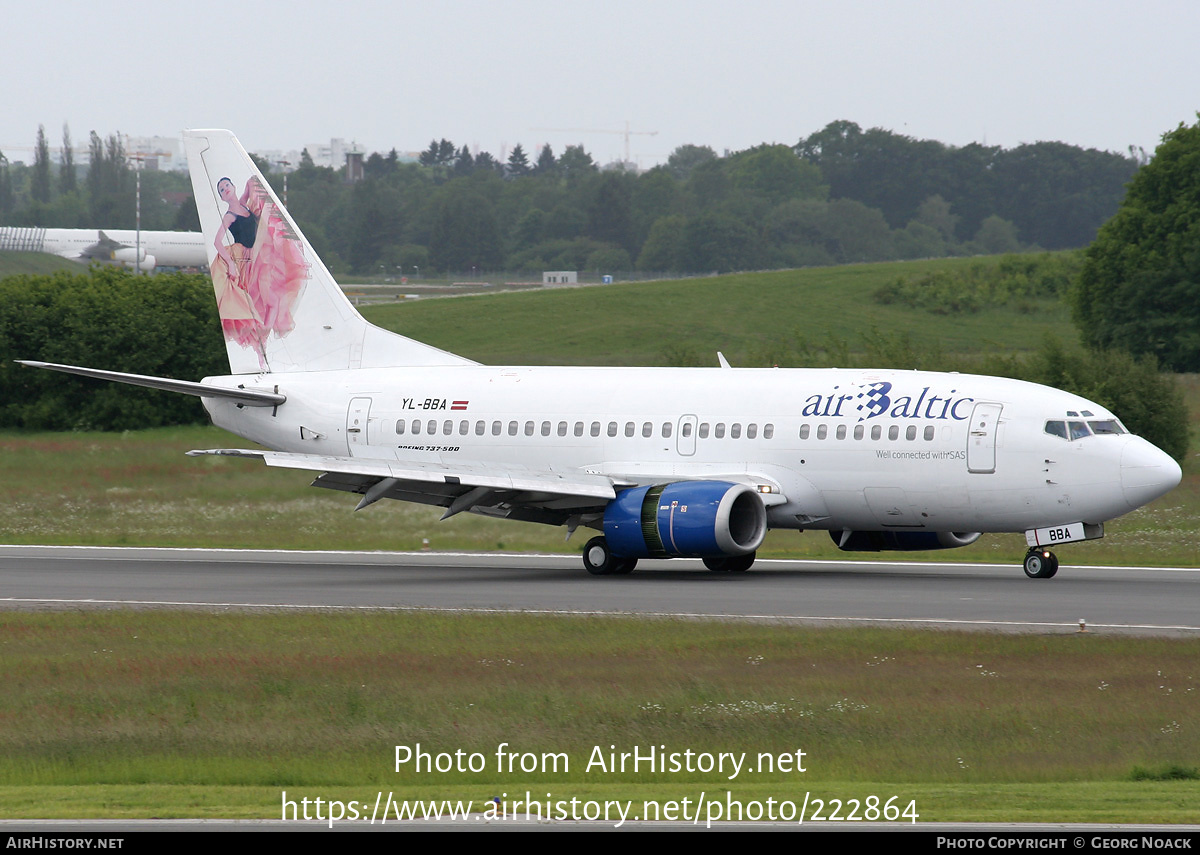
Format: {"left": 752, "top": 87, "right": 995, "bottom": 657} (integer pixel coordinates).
{"left": 531, "top": 121, "right": 659, "bottom": 165}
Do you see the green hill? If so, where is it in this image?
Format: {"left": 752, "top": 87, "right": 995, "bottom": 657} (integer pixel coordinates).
{"left": 0, "top": 251, "right": 82, "bottom": 278}
{"left": 363, "top": 256, "right": 1077, "bottom": 368}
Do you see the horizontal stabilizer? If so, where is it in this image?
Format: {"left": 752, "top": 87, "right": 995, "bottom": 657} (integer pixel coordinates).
{"left": 17, "top": 361, "right": 285, "bottom": 407}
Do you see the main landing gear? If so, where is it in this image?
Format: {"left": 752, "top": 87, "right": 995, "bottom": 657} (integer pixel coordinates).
{"left": 1023, "top": 547, "right": 1059, "bottom": 579}
{"left": 583, "top": 536, "right": 637, "bottom": 576}
{"left": 581, "top": 536, "right": 758, "bottom": 575}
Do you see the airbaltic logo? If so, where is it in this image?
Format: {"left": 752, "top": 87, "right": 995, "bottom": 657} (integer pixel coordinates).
{"left": 801, "top": 382, "right": 975, "bottom": 422}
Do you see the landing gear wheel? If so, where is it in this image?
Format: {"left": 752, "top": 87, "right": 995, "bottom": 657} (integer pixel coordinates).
{"left": 610, "top": 557, "right": 638, "bottom": 575}
{"left": 583, "top": 537, "right": 636, "bottom": 576}
{"left": 1023, "top": 549, "right": 1059, "bottom": 579}
{"left": 703, "top": 552, "right": 756, "bottom": 573}
{"left": 583, "top": 536, "right": 614, "bottom": 575}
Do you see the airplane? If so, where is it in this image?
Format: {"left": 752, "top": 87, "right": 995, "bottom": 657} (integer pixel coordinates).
{"left": 19, "top": 129, "right": 1184, "bottom": 579}
{"left": 0, "top": 226, "right": 206, "bottom": 272}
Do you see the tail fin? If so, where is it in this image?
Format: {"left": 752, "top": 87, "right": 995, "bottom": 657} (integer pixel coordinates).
{"left": 183, "top": 129, "right": 473, "bottom": 374}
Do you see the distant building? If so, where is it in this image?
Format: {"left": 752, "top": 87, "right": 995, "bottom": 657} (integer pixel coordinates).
{"left": 543, "top": 271, "right": 577, "bottom": 285}
{"left": 125, "top": 135, "right": 186, "bottom": 172}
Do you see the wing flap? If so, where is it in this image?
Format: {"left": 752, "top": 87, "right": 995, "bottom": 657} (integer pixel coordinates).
{"left": 187, "top": 449, "right": 618, "bottom": 516}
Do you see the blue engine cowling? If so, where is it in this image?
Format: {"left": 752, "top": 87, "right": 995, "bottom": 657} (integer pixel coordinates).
{"left": 830, "top": 530, "right": 982, "bottom": 551}
{"left": 604, "top": 481, "right": 767, "bottom": 559}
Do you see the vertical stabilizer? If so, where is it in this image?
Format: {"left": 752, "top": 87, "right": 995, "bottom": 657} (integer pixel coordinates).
{"left": 183, "top": 129, "right": 473, "bottom": 374}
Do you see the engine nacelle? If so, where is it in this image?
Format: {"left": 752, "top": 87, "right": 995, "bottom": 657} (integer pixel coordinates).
{"left": 604, "top": 481, "right": 767, "bottom": 559}
{"left": 830, "top": 530, "right": 982, "bottom": 552}
{"left": 110, "top": 248, "right": 156, "bottom": 272}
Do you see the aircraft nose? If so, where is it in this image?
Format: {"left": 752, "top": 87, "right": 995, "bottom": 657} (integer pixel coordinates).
{"left": 1121, "top": 437, "right": 1182, "bottom": 510}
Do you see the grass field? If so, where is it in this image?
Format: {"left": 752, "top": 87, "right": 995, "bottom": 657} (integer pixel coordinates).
{"left": 362, "top": 258, "right": 1077, "bottom": 367}
{"left": 0, "top": 250, "right": 84, "bottom": 278}
{"left": 1, "top": 611, "right": 1198, "bottom": 822}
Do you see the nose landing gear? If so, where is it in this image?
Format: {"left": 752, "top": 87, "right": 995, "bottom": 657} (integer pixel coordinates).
{"left": 1023, "top": 548, "right": 1059, "bottom": 579}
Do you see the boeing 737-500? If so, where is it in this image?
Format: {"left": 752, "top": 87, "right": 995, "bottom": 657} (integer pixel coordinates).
{"left": 20, "top": 129, "right": 1183, "bottom": 578}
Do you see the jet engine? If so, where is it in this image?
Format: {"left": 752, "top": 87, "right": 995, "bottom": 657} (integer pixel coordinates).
{"left": 603, "top": 481, "right": 767, "bottom": 559}
{"left": 830, "top": 530, "right": 982, "bottom": 551}
{"left": 110, "top": 247, "right": 157, "bottom": 272}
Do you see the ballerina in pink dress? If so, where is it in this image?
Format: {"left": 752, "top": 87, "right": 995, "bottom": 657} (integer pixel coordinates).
{"left": 211, "top": 176, "right": 308, "bottom": 368}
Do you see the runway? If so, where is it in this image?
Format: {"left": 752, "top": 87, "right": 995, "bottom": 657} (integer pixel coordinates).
{"left": 2, "top": 546, "right": 1197, "bottom": 635}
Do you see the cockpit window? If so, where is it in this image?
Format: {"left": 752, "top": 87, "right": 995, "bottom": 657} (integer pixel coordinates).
{"left": 1088, "top": 419, "right": 1126, "bottom": 435}
{"left": 1068, "top": 421, "right": 1091, "bottom": 440}
{"left": 1044, "top": 420, "right": 1068, "bottom": 439}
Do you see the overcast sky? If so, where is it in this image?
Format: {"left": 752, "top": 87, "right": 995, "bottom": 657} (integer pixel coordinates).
{"left": 3, "top": 0, "right": 1196, "bottom": 167}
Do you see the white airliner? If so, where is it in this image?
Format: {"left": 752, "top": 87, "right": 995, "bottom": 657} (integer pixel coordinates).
{"left": 20, "top": 130, "right": 1183, "bottom": 579}
{"left": 0, "top": 227, "right": 206, "bottom": 272}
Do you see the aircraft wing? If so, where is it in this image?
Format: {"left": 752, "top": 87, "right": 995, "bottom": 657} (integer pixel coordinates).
{"left": 78, "top": 230, "right": 127, "bottom": 261}
{"left": 187, "top": 449, "right": 623, "bottom": 526}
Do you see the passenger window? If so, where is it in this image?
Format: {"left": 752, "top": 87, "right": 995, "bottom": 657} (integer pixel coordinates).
{"left": 1044, "top": 420, "right": 1068, "bottom": 440}
{"left": 508, "top": 421, "right": 518, "bottom": 436}
{"left": 642, "top": 422, "right": 653, "bottom": 438}
{"left": 699, "top": 423, "right": 710, "bottom": 438}
{"left": 574, "top": 422, "right": 584, "bottom": 437}
{"left": 541, "top": 421, "right": 551, "bottom": 436}
{"left": 591, "top": 422, "right": 601, "bottom": 437}
{"left": 412, "top": 420, "right": 422, "bottom": 435}
{"left": 492, "top": 421, "right": 502, "bottom": 436}
{"left": 662, "top": 422, "right": 672, "bottom": 438}
{"left": 924, "top": 425, "right": 934, "bottom": 441}
{"left": 799, "top": 424, "right": 810, "bottom": 440}
{"left": 731, "top": 423, "right": 742, "bottom": 439}
{"left": 525, "top": 421, "right": 535, "bottom": 436}
{"left": 835, "top": 425, "right": 846, "bottom": 440}
{"left": 459, "top": 420, "right": 468, "bottom": 435}
{"left": 443, "top": 420, "right": 453, "bottom": 435}
{"left": 625, "top": 422, "right": 635, "bottom": 437}
{"left": 906, "top": 425, "right": 916, "bottom": 441}
{"left": 715, "top": 423, "right": 726, "bottom": 439}
{"left": 763, "top": 424, "right": 773, "bottom": 439}
{"left": 428, "top": 420, "right": 438, "bottom": 435}
{"left": 476, "top": 421, "right": 486, "bottom": 436}
{"left": 854, "top": 425, "right": 864, "bottom": 440}
{"left": 558, "top": 421, "right": 568, "bottom": 437}
{"left": 608, "top": 422, "right": 618, "bottom": 437}
{"left": 747, "top": 424, "right": 758, "bottom": 439}
{"left": 816, "top": 424, "right": 827, "bottom": 440}
{"left": 888, "top": 425, "right": 898, "bottom": 440}
{"left": 871, "top": 425, "right": 882, "bottom": 440}
{"left": 396, "top": 419, "right": 406, "bottom": 435}
{"left": 682, "top": 422, "right": 693, "bottom": 437}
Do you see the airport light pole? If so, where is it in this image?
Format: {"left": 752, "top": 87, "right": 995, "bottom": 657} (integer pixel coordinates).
{"left": 275, "top": 159, "right": 291, "bottom": 207}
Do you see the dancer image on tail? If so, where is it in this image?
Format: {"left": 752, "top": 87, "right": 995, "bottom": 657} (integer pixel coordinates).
{"left": 211, "top": 175, "right": 307, "bottom": 369}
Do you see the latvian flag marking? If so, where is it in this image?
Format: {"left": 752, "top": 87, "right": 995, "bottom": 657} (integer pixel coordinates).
{"left": 451, "top": 401, "right": 469, "bottom": 410}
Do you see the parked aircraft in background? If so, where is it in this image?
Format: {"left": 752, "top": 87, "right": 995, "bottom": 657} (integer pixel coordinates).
{"left": 20, "top": 130, "right": 1183, "bottom": 578}
{"left": 0, "top": 227, "right": 205, "bottom": 272}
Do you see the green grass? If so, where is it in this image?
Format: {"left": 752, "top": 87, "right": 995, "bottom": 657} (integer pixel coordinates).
{"left": 2, "top": 612, "right": 1199, "bottom": 822}
{"left": 0, "top": 250, "right": 84, "bottom": 278}
{"left": 362, "top": 258, "right": 1077, "bottom": 367}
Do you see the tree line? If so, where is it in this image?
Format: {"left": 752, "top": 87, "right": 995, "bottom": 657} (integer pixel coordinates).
{"left": 0, "top": 124, "right": 195, "bottom": 232}
{"left": 1, "top": 121, "right": 1137, "bottom": 276}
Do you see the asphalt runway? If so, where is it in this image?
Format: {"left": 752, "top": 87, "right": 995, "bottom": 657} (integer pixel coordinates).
{"left": 1, "top": 546, "right": 1197, "bottom": 635}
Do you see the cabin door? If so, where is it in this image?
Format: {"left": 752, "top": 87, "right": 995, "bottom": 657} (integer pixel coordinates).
{"left": 346, "top": 397, "right": 373, "bottom": 455}
{"left": 966, "top": 402, "right": 1003, "bottom": 474}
